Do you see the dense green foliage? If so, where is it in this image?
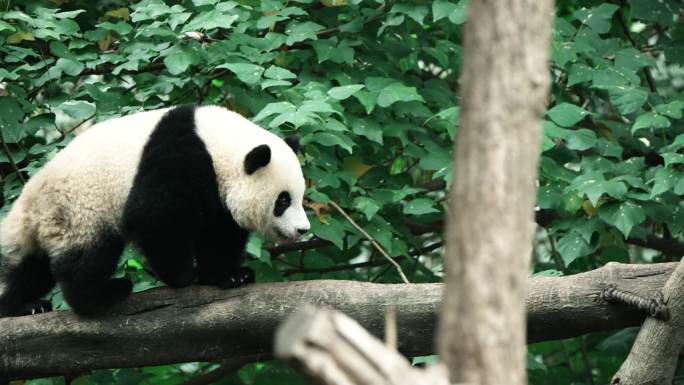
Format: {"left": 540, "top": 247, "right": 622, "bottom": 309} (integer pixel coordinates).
{"left": 0, "top": 0, "right": 682, "bottom": 383}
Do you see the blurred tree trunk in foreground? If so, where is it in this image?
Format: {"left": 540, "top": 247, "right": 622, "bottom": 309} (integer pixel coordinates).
{"left": 438, "top": 0, "right": 554, "bottom": 383}
{"left": 275, "top": 0, "right": 555, "bottom": 384}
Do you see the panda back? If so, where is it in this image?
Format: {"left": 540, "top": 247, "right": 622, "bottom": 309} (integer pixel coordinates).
{"left": 26, "top": 109, "right": 170, "bottom": 230}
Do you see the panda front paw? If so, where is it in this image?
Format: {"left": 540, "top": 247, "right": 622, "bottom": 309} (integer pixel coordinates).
{"left": 216, "top": 267, "right": 255, "bottom": 289}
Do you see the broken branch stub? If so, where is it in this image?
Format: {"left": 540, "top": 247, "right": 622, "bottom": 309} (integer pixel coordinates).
{"left": 275, "top": 308, "right": 448, "bottom": 385}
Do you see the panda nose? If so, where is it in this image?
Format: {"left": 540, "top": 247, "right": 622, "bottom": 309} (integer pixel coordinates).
{"left": 297, "top": 228, "right": 308, "bottom": 235}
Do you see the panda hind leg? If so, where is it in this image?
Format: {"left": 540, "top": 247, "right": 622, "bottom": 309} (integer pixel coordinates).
{"left": 51, "top": 233, "right": 132, "bottom": 315}
{"left": 0, "top": 253, "right": 55, "bottom": 317}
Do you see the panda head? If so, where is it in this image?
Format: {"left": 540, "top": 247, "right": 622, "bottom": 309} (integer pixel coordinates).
{"left": 228, "top": 135, "right": 310, "bottom": 242}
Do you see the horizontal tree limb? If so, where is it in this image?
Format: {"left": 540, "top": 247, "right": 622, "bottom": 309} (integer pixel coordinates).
{"left": 0, "top": 262, "right": 677, "bottom": 380}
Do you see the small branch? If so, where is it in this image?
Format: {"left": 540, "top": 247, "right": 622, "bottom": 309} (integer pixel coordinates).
{"left": 281, "top": 242, "right": 442, "bottom": 276}
{"left": 611, "top": 257, "right": 684, "bottom": 384}
{"left": 0, "top": 127, "right": 26, "bottom": 184}
{"left": 615, "top": 6, "right": 658, "bottom": 94}
{"left": 328, "top": 200, "right": 410, "bottom": 284}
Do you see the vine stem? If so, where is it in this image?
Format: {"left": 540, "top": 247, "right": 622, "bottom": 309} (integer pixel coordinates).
{"left": 328, "top": 200, "right": 410, "bottom": 284}
{"left": 0, "top": 126, "right": 26, "bottom": 184}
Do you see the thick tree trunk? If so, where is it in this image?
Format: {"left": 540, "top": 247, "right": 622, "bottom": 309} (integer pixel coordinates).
{"left": 612, "top": 259, "right": 684, "bottom": 384}
{"left": 0, "top": 263, "right": 676, "bottom": 380}
{"left": 438, "top": 0, "right": 554, "bottom": 384}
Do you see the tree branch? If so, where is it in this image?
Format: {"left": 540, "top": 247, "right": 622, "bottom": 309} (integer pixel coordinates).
{"left": 0, "top": 262, "right": 677, "bottom": 380}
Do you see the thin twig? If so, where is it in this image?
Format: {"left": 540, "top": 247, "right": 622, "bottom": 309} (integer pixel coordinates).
{"left": 328, "top": 200, "right": 410, "bottom": 284}
{"left": 547, "top": 233, "right": 564, "bottom": 272}
{"left": 0, "top": 127, "right": 26, "bottom": 184}
{"left": 615, "top": 6, "right": 658, "bottom": 94}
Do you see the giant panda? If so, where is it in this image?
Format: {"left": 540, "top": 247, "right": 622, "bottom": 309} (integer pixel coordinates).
{"left": 0, "top": 105, "right": 310, "bottom": 317}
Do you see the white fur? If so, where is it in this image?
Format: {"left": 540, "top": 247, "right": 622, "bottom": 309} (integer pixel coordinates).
{"left": 0, "top": 108, "right": 169, "bottom": 263}
{"left": 0, "top": 105, "right": 309, "bottom": 267}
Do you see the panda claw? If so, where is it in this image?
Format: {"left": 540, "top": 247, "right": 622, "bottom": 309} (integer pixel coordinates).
{"left": 213, "top": 267, "right": 255, "bottom": 289}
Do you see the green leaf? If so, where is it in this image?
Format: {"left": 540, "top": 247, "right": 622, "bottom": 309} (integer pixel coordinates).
{"left": 403, "top": 198, "right": 439, "bottom": 215}
{"left": 263, "top": 65, "right": 297, "bottom": 80}
{"left": 378, "top": 14, "right": 405, "bottom": 36}
{"left": 675, "top": 178, "right": 684, "bottom": 195}
{"left": 592, "top": 67, "right": 640, "bottom": 89}
{"left": 307, "top": 132, "right": 354, "bottom": 153}
{"left": 615, "top": 48, "right": 656, "bottom": 71}
{"left": 391, "top": 3, "right": 429, "bottom": 25}
{"left": 547, "top": 103, "right": 589, "bottom": 127}
{"left": 655, "top": 101, "right": 684, "bottom": 119}
{"left": 97, "top": 21, "right": 133, "bottom": 35}
{"left": 432, "top": 0, "right": 466, "bottom": 24}
{"left": 349, "top": 117, "right": 383, "bottom": 144}
{"left": 565, "top": 129, "right": 596, "bottom": 151}
{"left": 0, "top": 97, "right": 24, "bottom": 143}
{"left": 131, "top": 0, "right": 172, "bottom": 22}
{"left": 567, "top": 63, "right": 596, "bottom": 86}
{"left": 285, "top": 21, "right": 323, "bottom": 45}
{"left": 432, "top": 0, "right": 457, "bottom": 21}
{"left": 377, "top": 82, "right": 424, "bottom": 108}
{"left": 163, "top": 49, "right": 199, "bottom": 75}
{"left": 651, "top": 167, "right": 678, "bottom": 197}
{"left": 181, "top": 10, "right": 238, "bottom": 32}
{"left": 629, "top": 0, "right": 675, "bottom": 26}
{"left": 217, "top": 63, "right": 265, "bottom": 85}
{"left": 661, "top": 153, "right": 684, "bottom": 168}
{"left": 573, "top": 172, "right": 626, "bottom": 206}
{"left": 54, "top": 9, "right": 86, "bottom": 19}
{"left": 607, "top": 86, "right": 648, "bottom": 115}
{"left": 354, "top": 197, "right": 381, "bottom": 221}
{"left": 311, "top": 219, "right": 344, "bottom": 249}
{"left": 55, "top": 58, "right": 84, "bottom": 76}
{"left": 574, "top": 4, "right": 619, "bottom": 34}
{"left": 56, "top": 100, "right": 95, "bottom": 120}
{"left": 557, "top": 231, "right": 594, "bottom": 266}
{"left": 261, "top": 79, "right": 291, "bottom": 89}
{"left": 253, "top": 102, "right": 297, "bottom": 122}
{"left": 528, "top": 353, "right": 547, "bottom": 372}
{"left": 328, "top": 84, "right": 365, "bottom": 100}
{"left": 0, "top": 20, "right": 16, "bottom": 32}
{"left": 598, "top": 202, "right": 646, "bottom": 238}
{"left": 353, "top": 90, "right": 378, "bottom": 114}
{"left": 632, "top": 112, "right": 670, "bottom": 133}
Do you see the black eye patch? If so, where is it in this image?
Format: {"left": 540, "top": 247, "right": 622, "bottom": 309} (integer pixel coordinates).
{"left": 274, "top": 191, "right": 291, "bottom": 217}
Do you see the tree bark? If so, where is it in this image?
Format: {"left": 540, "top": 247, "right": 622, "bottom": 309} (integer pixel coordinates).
{"left": 0, "top": 263, "right": 675, "bottom": 380}
{"left": 612, "top": 259, "right": 684, "bottom": 384}
{"left": 438, "top": 0, "right": 554, "bottom": 384}
{"left": 274, "top": 308, "right": 448, "bottom": 385}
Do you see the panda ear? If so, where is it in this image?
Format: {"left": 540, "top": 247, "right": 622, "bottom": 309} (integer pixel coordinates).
{"left": 284, "top": 135, "right": 300, "bottom": 154}
{"left": 244, "top": 144, "right": 271, "bottom": 175}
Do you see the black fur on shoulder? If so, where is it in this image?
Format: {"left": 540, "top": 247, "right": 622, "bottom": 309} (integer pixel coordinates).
{"left": 244, "top": 144, "right": 271, "bottom": 175}
{"left": 118, "top": 105, "right": 250, "bottom": 297}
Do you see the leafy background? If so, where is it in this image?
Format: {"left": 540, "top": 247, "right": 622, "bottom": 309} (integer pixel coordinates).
{"left": 0, "top": 0, "right": 683, "bottom": 384}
